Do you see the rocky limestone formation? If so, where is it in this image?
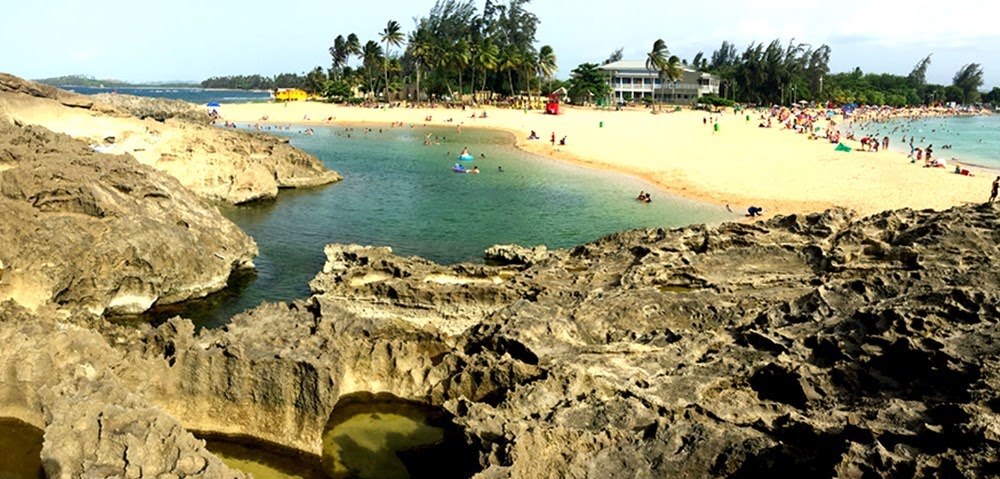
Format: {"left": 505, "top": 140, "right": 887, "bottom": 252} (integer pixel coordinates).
{"left": 2, "top": 203, "right": 1000, "bottom": 478}
{"left": 42, "top": 367, "right": 248, "bottom": 479}
{"left": 0, "top": 303, "right": 247, "bottom": 479}
{"left": 0, "top": 121, "right": 257, "bottom": 315}
{"left": 0, "top": 73, "right": 341, "bottom": 204}
{"left": 93, "top": 92, "right": 214, "bottom": 124}
{"left": 0, "top": 73, "right": 120, "bottom": 113}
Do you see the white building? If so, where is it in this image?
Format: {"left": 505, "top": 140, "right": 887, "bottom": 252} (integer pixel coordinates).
{"left": 600, "top": 60, "right": 720, "bottom": 105}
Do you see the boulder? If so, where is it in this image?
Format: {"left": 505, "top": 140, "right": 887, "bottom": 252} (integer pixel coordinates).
{"left": 0, "top": 121, "right": 257, "bottom": 315}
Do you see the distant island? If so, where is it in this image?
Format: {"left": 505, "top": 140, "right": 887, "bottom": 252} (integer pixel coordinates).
{"left": 34, "top": 75, "right": 198, "bottom": 89}
{"left": 33, "top": 73, "right": 304, "bottom": 92}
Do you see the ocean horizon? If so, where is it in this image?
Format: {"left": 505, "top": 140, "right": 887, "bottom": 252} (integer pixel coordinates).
{"left": 68, "top": 86, "right": 272, "bottom": 105}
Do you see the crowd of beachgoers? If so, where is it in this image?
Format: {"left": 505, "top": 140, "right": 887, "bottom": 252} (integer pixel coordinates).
{"left": 217, "top": 99, "right": 997, "bottom": 218}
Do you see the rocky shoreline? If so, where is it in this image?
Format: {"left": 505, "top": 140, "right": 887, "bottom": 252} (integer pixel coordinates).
{"left": 0, "top": 73, "right": 342, "bottom": 205}
{"left": 0, "top": 121, "right": 258, "bottom": 315}
{"left": 2, "top": 72, "right": 1000, "bottom": 478}
{"left": 0, "top": 72, "right": 346, "bottom": 316}
{"left": 3, "top": 200, "right": 1000, "bottom": 477}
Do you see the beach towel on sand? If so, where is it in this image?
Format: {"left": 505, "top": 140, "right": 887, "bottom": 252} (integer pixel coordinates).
{"left": 835, "top": 143, "right": 852, "bottom": 152}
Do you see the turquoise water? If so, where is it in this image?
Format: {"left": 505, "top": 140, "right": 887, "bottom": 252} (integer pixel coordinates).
{"left": 848, "top": 115, "right": 1000, "bottom": 170}
{"left": 144, "top": 124, "right": 731, "bottom": 327}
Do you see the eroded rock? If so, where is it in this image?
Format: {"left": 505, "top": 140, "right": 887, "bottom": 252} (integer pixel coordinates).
{"left": 4, "top": 202, "right": 1000, "bottom": 478}
{"left": 0, "top": 122, "right": 257, "bottom": 314}
{"left": 0, "top": 73, "right": 341, "bottom": 204}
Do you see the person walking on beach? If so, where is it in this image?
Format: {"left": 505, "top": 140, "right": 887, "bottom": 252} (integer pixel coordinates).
{"left": 551, "top": 132, "right": 556, "bottom": 145}
{"left": 990, "top": 176, "right": 999, "bottom": 203}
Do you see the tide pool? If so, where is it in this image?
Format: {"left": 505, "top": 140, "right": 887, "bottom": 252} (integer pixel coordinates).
{"left": 146, "top": 124, "right": 732, "bottom": 327}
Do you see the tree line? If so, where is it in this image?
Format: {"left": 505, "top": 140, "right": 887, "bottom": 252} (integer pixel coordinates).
{"left": 200, "top": 73, "right": 308, "bottom": 91}
{"left": 690, "top": 40, "right": 990, "bottom": 107}
{"left": 320, "top": 0, "right": 560, "bottom": 106}
{"left": 198, "top": 0, "right": 995, "bottom": 108}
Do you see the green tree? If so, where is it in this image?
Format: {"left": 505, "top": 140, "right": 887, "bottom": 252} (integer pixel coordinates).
{"left": 691, "top": 51, "right": 707, "bottom": 71}
{"left": 908, "top": 54, "right": 932, "bottom": 88}
{"left": 346, "top": 33, "right": 362, "bottom": 63}
{"left": 536, "top": 45, "right": 557, "bottom": 104}
{"left": 498, "top": 44, "right": 522, "bottom": 98}
{"left": 380, "top": 20, "right": 405, "bottom": 102}
{"left": 603, "top": 47, "right": 623, "bottom": 65}
{"left": 304, "top": 66, "right": 328, "bottom": 95}
{"left": 944, "top": 85, "right": 965, "bottom": 103}
{"left": 663, "top": 55, "right": 684, "bottom": 103}
{"left": 709, "top": 40, "right": 738, "bottom": 71}
{"left": 952, "top": 63, "right": 984, "bottom": 104}
{"left": 473, "top": 38, "right": 499, "bottom": 103}
{"left": 805, "top": 45, "right": 831, "bottom": 99}
{"left": 407, "top": 28, "right": 434, "bottom": 103}
{"left": 646, "top": 39, "right": 668, "bottom": 110}
{"left": 329, "top": 35, "right": 349, "bottom": 79}
{"left": 567, "top": 62, "right": 610, "bottom": 105}
{"left": 983, "top": 86, "right": 1000, "bottom": 106}
{"left": 361, "top": 40, "right": 384, "bottom": 100}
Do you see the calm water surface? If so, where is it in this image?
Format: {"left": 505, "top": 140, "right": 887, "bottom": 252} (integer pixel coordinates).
{"left": 148, "top": 124, "right": 731, "bottom": 327}
{"left": 0, "top": 418, "right": 43, "bottom": 479}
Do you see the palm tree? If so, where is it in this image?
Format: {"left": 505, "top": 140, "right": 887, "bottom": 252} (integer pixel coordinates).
{"left": 379, "top": 20, "right": 405, "bottom": 103}
{"left": 499, "top": 45, "right": 521, "bottom": 99}
{"left": 536, "top": 45, "right": 557, "bottom": 102}
{"left": 663, "top": 55, "right": 683, "bottom": 105}
{"left": 362, "top": 40, "right": 383, "bottom": 101}
{"left": 329, "top": 35, "right": 348, "bottom": 80}
{"left": 386, "top": 58, "right": 404, "bottom": 99}
{"left": 646, "top": 39, "right": 668, "bottom": 111}
{"left": 472, "top": 38, "right": 498, "bottom": 104}
{"left": 346, "top": 33, "right": 362, "bottom": 70}
{"left": 451, "top": 39, "right": 471, "bottom": 102}
{"left": 408, "top": 29, "right": 432, "bottom": 104}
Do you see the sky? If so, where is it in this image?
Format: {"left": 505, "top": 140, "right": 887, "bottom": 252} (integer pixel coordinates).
{"left": 2, "top": 0, "right": 997, "bottom": 90}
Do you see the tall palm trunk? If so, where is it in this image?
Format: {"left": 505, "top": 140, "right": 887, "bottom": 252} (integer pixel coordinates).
{"left": 415, "top": 63, "right": 421, "bottom": 105}
{"left": 507, "top": 69, "right": 515, "bottom": 103}
{"left": 470, "top": 66, "right": 476, "bottom": 105}
{"left": 382, "top": 44, "right": 390, "bottom": 104}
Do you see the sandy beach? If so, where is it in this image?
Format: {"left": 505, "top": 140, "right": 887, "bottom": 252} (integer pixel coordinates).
{"left": 220, "top": 101, "right": 996, "bottom": 218}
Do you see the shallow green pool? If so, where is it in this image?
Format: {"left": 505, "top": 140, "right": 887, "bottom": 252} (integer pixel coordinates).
{"left": 146, "top": 124, "right": 730, "bottom": 327}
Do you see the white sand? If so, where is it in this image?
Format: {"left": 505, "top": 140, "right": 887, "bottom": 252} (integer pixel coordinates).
{"left": 220, "top": 101, "right": 996, "bottom": 218}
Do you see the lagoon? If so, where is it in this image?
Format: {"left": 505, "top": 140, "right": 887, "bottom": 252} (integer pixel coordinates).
{"left": 147, "top": 124, "right": 731, "bottom": 327}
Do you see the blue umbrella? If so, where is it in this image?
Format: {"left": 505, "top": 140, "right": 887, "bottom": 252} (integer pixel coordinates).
{"left": 206, "top": 102, "right": 221, "bottom": 107}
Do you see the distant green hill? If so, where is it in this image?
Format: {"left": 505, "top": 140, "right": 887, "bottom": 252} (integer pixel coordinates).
{"left": 34, "top": 75, "right": 197, "bottom": 88}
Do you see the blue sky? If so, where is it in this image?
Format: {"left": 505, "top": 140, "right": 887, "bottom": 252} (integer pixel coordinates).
{"left": 2, "top": 0, "right": 997, "bottom": 89}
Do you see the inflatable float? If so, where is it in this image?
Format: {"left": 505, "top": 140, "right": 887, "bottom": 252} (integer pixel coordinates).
{"left": 458, "top": 153, "right": 475, "bottom": 161}
{"left": 453, "top": 164, "right": 467, "bottom": 173}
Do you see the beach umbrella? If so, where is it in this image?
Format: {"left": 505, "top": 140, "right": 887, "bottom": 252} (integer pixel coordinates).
{"left": 206, "top": 102, "right": 221, "bottom": 108}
